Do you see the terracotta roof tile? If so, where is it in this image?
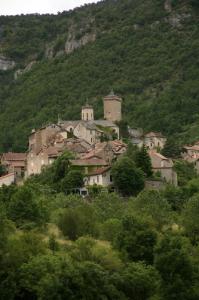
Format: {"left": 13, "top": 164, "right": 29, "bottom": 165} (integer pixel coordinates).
{"left": 88, "top": 167, "right": 111, "bottom": 176}
{"left": 70, "top": 158, "right": 108, "bottom": 166}
{"left": 145, "top": 132, "right": 164, "bottom": 138}
{"left": 2, "top": 152, "right": 26, "bottom": 161}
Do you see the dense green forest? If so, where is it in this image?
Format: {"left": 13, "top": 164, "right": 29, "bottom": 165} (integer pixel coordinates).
{"left": 1, "top": 148, "right": 199, "bottom": 299}
{"left": 0, "top": 0, "right": 199, "bottom": 151}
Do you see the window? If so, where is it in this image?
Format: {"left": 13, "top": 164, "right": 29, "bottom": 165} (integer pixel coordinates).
{"left": 110, "top": 175, "right": 113, "bottom": 182}
{"left": 97, "top": 176, "right": 99, "bottom": 183}
{"left": 91, "top": 138, "right": 93, "bottom": 143}
{"left": 87, "top": 113, "right": 88, "bottom": 120}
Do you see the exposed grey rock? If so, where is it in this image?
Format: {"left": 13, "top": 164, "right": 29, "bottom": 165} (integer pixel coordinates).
{"left": 65, "top": 32, "right": 96, "bottom": 54}
{"left": 133, "top": 24, "right": 140, "bottom": 30}
{"left": 164, "top": 0, "right": 172, "bottom": 12}
{"left": 45, "top": 45, "right": 54, "bottom": 59}
{"left": 165, "top": 13, "right": 191, "bottom": 28}
{"left": 150, "top": 21, "right": 160, "bottom": 29}
{"left": 0, "top": 55, "right": 15, "bottom": 71}
{"left": 14, "top": 61, "right": 36, "bottom": 80}
{"left": 55, "top": 50, "right": 65, "bottom": 58}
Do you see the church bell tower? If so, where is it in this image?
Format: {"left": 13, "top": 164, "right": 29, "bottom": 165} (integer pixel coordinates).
{"left": 81, "top": 104, "right": 94, "bottom": 121}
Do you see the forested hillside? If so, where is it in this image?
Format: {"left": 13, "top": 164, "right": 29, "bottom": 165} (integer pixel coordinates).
{"left": 0, "top": 0, "right": 199, "bottom": 151}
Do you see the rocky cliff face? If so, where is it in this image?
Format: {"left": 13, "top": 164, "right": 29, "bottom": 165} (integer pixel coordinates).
{"left": 164, "top": 0, "right": 172, "bottom": 12}
{"left": 14, "top": 61, "right": 36, "bottom": 80}
{"left": 65, "top": 32, "right": 96, "bottom": 54}
{"left": 0, "top": 55, "right": 15, "bottom": 71}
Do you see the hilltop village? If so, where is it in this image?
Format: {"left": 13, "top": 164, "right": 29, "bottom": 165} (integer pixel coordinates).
{"left": 0, "top": 90, "right": 193, "bottom": 191}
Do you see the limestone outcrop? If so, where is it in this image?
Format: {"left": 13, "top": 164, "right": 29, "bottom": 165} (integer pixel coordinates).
{"left": 14, "top": 61, "right": 36, "bottom": 80}
{"left": 65, "top": 32, "right": 96, "bottom": 55}
{"left": 0, "top": 55, "right": 15, "bottom": 71}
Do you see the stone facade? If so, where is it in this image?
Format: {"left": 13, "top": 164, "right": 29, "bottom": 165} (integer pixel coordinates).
{"left": 25, "top": 93, "right": 121, "bottom": 177}
{"left": 81, "top": 105, "right": 94, "bottom": 121}
{"left": 1, "top": 152, "right": 26, "bottom": 181}
{"left": 86, "top": 167, "right": 112, "bottom": 186}
{"left": 149, "top": 151, "right": 177, "bottom": 186}
{"left": 144, "top": 132, "right": 167, "bottom": 150}
{"left": 103, "top": 91, "right": 122, "bottom": 122}
{"left": 129, "top": 130, "right": 166, "bottom": 150}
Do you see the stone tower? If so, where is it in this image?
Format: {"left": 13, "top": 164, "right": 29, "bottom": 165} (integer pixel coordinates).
{"left": 81, "top": 104, "right": 94, "bottom": 121}
{"left": 103, "top": 90, "right": 122, "bottom": 122}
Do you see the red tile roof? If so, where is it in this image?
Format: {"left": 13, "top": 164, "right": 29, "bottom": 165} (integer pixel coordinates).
{"left": 70, "top": 158, "right": 108, "bottom": 166}
{"left": 88, "top": 166, "right": 111, "bottom": 176}
{"left": 2, "top": 152, "right": 26, "bottom": 161}
{"left": 145, "top": 132, "right": 164, "bottom": 138}
{"left": 184, "top": 145, "right": 199, "bottom": 151}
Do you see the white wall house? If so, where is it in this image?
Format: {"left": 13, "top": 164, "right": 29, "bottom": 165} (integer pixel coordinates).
{"left": 86, "top": 167, "right": 112, "bottom": 187}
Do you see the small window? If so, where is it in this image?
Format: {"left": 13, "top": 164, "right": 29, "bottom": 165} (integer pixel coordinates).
{"left": 91, "top": 138, "right": 93, "bottom": 143}
{"left": 97, "top": 176, "right": 99, "bottom": 183}
{"left": 110, "top": 175, "right": 113, "bottom": 182}
{"left": 87, "top": 113, "right": 88, "bottom": 120}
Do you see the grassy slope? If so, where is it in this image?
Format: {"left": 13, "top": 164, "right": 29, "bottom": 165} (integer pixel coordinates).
{"left": 0, "top": 0, "right": 198, "bottom": 151}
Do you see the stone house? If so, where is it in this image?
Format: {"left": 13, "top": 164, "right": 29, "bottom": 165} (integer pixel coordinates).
{"left": 182, "top": 143, "right": 199, "bottom": 174}
{"left": 144, "top": 132, "right": 167, "bottom": 150}
{"left": 70, "top": 157, "right": 108, "bottom": 175}
{"left": 26, "top": 146, "right": 60, "bottom": 176}
{"left": 129, "top": 129, "right": 166, "bottom": 150}
{"left": 81, "top": 140, "right": 127, "bottom": 163}
{"left": 182, "top": 143, "right": 199, "bottom": 162}
{"left": 26, "top": 137, "right": 91, "bottom": 177}
{"left": 85, "top": 166, "right": 112, "bottom": 186}
{"left": 149, "top": 150, "right": 178, "bottom": 186}
{"left": 1, "top": 152, "right": 26, "bottom": 180}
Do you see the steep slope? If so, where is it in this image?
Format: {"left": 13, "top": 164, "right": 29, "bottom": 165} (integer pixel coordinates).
{"left": 0, "top": 0, "right": 198, "bottom": 151}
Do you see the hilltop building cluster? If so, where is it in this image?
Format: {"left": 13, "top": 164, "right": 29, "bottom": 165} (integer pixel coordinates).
{"left": 0, "top": 91, "right": 178, "bottom": 189}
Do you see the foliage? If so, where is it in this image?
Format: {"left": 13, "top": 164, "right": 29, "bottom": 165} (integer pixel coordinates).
{"left": 8, "top": 186, "right": 49, "bottom": 227}
{"left": 162, "top": 184, "right": 185, "bottom": 211}
{"left": 129, "top": 189, "right": 171, "bottom": 230}
{"left": 173, "top": 160, "right": 197, "bottom": 186}
{"left": 117, "top": 262, "right": 160, "bottom": 300}
{"left": 135, "top": 145, "right": 153, "bottom": 177}
{"left": 154, "top": 233, "right": 196, "bottom": 300}
{"left": 61, "top": 170, "right": 84, "bottom": 193}
{"left": 115, "top": 215, "right": 157, "bottom": 264}
{"left": 0, "top": 164, "right": 7, "bottom": 177}
{"left": 182, "top": 194, "right": 199, "bottom": 243}
{"left": 161, "top": 137, "right": 182, "bottom": 158}
{"left": 58, "top": 204, "right": 98, "bottom": 240}
{"left": 112, "top": 157, "right": 145, "bottom": 196}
